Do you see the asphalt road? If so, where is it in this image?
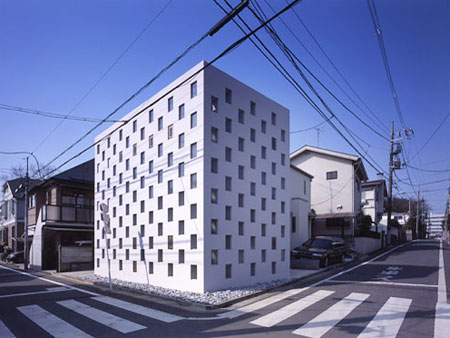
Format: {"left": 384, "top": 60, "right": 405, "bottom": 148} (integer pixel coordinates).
{"left": 0, "top": 239, "right": 448, "bottom": 337}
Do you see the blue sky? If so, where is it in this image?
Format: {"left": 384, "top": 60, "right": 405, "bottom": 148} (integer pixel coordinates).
{"left": 0, "top": 0, "right": 449, "bottom": 214}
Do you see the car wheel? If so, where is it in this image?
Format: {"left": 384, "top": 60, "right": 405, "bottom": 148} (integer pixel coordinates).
{"left": 320, "top": 257, "right": 329, "bottom": 268}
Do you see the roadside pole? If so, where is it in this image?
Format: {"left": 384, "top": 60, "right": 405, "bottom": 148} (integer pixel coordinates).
{"left": 100, "top": 203, "right": 112, "bottom": 289}
{"left": 416, "top": 188, "right": 420, "bottom": 239}
{"left": 387, "top": 122, "right": 394, "bottom": 246}
{"left": 24, "top": 157, "right": 29, "bottom": 270}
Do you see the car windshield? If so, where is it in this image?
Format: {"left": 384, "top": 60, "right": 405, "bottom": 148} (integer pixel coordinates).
{"left": 309, "top": 239, "right": 332, "bottom": 249}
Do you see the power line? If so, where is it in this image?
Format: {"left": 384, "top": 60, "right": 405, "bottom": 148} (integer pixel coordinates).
{"left": 275, "top": 0, "right": 390, "bottom": 135}
{"left": 32, "top": 0, "right": 174, "bottom": 154}
{"left": 0, "top": 151, "right": 42, "bottom": 178}
{"left": 410, "top": 111, "right": 450, "bottom": 162}
{"left": 0, "top": 103, "right": 126, "bottom": 123}
{"left": 406, "top": 165, "right": 450, "bottom": 173}
{"left": 42, "top": 0, "right": 302, "bottom": 177}
{"left": 366, "top": 0, "right": 406, "bottom": 129}
{"left": 290, "top": 120, "right": 329, "bottom": 134}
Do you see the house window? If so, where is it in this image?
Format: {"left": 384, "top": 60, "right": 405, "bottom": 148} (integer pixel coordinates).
{"left": 272, "top": 137, "right": 277, "bottom": 150}
{"left": 271, "top": 112, "right": 277, "bottom": 125}
{"left": 149, "top": 186, "right": 153, "bottom": 199}
{"left": 211, "top": 219, "right": 218, "bottom": 234}
{"left": 168, "top": 96, "right": 173, "bottom": 111}
{"left": 190, "top": 112, "right": 197, "bottom": 128}
{"left": 211, "top": 250, "right": 218, "bottom": 265}
{"left": 281, "top": 129, "right": 286, "bottom": 142}
{"left": 225, "top": 264, "right": 232, "bottom": 279}
{"left": 238, "top": 137, "right": 244, "bottom": 152}
{"left": 211, "top": 157, "right": 218, "bottom": 173}
{"left": 168, "top": 263, "right": 173, "bottom": 277}
{"left": 261, "top": 223, "right": 266, "bottom": 236}
{"left": 190, "top": 234, "right": 197, "bottom": 249}
{"left": 225, "top": 176, "right": 232, "bottom": 191}
{"left": 168, "top": 124, "right": 173, "bottom": 139}
{"left": 211, "top": 127, "right": 218, "bottom": 143}
{"left": 211, "top": 188, "right": 218, "bottom": 204}
{"left": 149, "top": 160, "right": 154, "bottom": 173}
{"left": 225, "top": 235, "right": 232, "bottom": 249}
{"left": 149, "top": 135, "right": 153, "bottom": 148}
{"left": 133, "top": 120, "right": 137, "bottom": 133}
{"left": 158, "top": 249, "right": 163, "bottom": 262}
{"left": 140, "top": 151, "right": 145, "bottom": 164}
{"left": 238, "top": 165, "right": 244, "bottom": 180}
{"left": 250, "top": 236, "right": 256, "bottom": 249}
{"left": 168, "top": 235, "right": 173, "bottom": 249}
{"left": 178, "top": 191, "right": 184, "bottom": 206}
{"left": 225, "top": 118, "right": 232, "bottom": 133}
{"left": 250, "top": 155, "right": 256, "bottom": 169}
{"left": 191, "top": 265, "right": 197, "bottom": 279}
{"left": 190, "top": 143, "right": 197, "bottom": 159}
{"left": 238, "top": 221, "right": 244, "bottom": 235}
{"left": 158, "top": 117, "right": 163, "bottom": 131}
{"left": 168, "top": 180, "right": 173, "bottom": 194}
{"left": 238, "top": 109, "right": 244, "bottom": 124}
{"left": 179, "top": 249, "right": 185, "bottom": 264}
{"left": 238, "top": 249, "right": 244, "bottom": 263}
{"left": 326, "top": 171, "right": 338, "bottom": 180}
{"left": 158, "top": 223, "right": 163, "bottom": 236}
{"left": 211, "top": 96, "right": 218, "bottom": 112}
{"left": 225, "top": 88, "right": 232, "bottom": 103}
{"left": 250, "top": 101, "right": 256, "bottom": 115}
{"left": 148, "top": 109, "right": 153, "bottom": 123}
{"left": 178, "top": 162, "right": 185, "bottom": 177}
{"left": 149, "top": 262, "right": 153, "bottom": 274}
{"left": 140, "top": 127, "right": 145, "bottom": 140}
{"left": 190, "top": 173, "right": 197, "bottom": 189}
{"left": 291, "top": 216, "right": 297, "bottom": 233}
{"left": 179, "top": 104, "right": 185, "bottom": 119}
{"left": 261, "top": 120, "right": 266, "bottom": 133}
{"left": 250, "top": 128, "right": 256, "bottom": 142}
{"left": 168, "top": 152, "right": 173, "bottom": 167}
{"left": 225, "top": 147, "right": 232, "bottom": 162}
{"left": 178, "top": 133, "right": 184, "bottom": 148}
{"left": 179, "top": 220, "right": 185, "bottom": 235}
{"left": 225, "top": 206, "right": 232, "bottom": 220}
{"left": 190, "top": 204, "right": 197, "bottom": 219}
{"left": 191, "top": 81, "right": 197, "bottom": 98}
{"left": 238, "top": 193, "right": 244, "bottom": 207}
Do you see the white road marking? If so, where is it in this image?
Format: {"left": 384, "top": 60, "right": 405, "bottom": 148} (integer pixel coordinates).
{"left": 434, "top": 239, "right": 450, "bottom": 338}
{"left": 292, "top": 292, "right": 370, "bottom": 338}
{"left": 93, "top": 296, "right": 182, "bottom": 323}
{"left": 57, "top": 299, "right": 145, "bottom": 333}
{"left": 0, "top": 287, "right": 70, "bottom": 299}
{"left": 0, "top": 319, "right": 15, "bottom": 338}
{"left": 251, "top": 290, "right": 334, "bottom": 327}
{"left": 17, "top": 304, "right": 92, "bottom": 338}
{"left": 326, "top": 279, "right": 438, "bottom": 289}
{"left": 0, "top": 264, "right": 99, "bottom": 296}
{"left": 358, "top": 296, "right": 412, "bottom": 338}
{"left": 219, "top": 287, "right": 309, "bottom": 319}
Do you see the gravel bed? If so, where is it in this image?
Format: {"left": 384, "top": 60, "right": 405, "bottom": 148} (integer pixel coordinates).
{"left": 78, "top": 274, "right": 295, "bottom": 305}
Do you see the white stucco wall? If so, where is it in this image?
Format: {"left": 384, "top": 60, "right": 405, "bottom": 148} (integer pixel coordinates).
{"left": 94, "top": 61, "right": 290, "bottom": 293}
{"left": 290, "top": 168, "right": 311, "bottom": 249}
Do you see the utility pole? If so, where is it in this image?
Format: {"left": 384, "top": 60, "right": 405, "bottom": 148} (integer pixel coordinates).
{"left": 416, "top": 188, "right": 420, "bottom": 239}
{"left": 24, "top": 157, "right": 29, "bottom": 270}
{"left": 387, "top": 121, "right": 394, "bottom": 245}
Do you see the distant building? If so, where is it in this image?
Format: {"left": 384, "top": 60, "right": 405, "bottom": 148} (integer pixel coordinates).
{"left": 426, "top": 213, "right": 445, "bottom": 238}
{"left": 290, "top": 166, "right": 313, "bottom": 249}
{"left": 1, "top": 178, "right": 42, "bottom": 252}
{"left": 29, "top": 160, "right": 94, "bottom": 270}
{"left": 291, "top": 145, "right": 368, "bottom": 241}
{"left": 94, "top": 61, "right": 291, "bottom": 293}
{"left": 361, "top": 173, "right": 387, "bottom": 225}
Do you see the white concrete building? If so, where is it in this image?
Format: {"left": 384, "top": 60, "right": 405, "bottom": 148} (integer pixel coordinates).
{"left": 290, "top": 146, "right": 368, "bottom": 239}
{"left": 426, "top": 213, "right": 445, "bottom": 237}
{"left": 94, "top": 61, "right": 290, "bottom": 293}
{"left": 361, "top": 174, "right": 387, "bottom": 225}
{"left": 290, "top": 166, "right": 313, "bottom": 249}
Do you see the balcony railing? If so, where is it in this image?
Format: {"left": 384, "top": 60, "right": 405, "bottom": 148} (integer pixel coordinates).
{"left": 42, "top": 204, "right": 93, "bottom": 224}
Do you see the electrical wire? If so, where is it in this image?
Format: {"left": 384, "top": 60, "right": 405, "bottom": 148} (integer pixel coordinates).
{"left": 32, "top": 0, "right": 174, "bottom": 154}
{"left": 41, "top": 0, "right": 302, "bottom": 177}
{"left": 0, "top": 103, "right": 126, "bottom": 123}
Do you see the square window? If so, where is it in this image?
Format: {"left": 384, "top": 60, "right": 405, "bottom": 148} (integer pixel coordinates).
{"left": 190, "top": 143, "right": 197, "bottom": 159}
{"left": 178, "top": 162, "right": 185, "bottom": 177}
{"left": 179, "top": 191, "right": 184, "bottom": 206}
{"left": 211, "top": 249, "right": 218, "bottom": 265}
{"left": 225, "top": 264, "right": 232, "bottom": 279}
{"left": 238, "top": 249, "right": 244, "bottom": 263}
{"left": 179, "top": 249, "right": 185, "bottom": 264}
{"left": 238, "top": 137, "right": 244, "bottom": 152}
{"left": 190, "top": 112, "right": 197, "bottom": 128}
{"left": 225, "top": 88, "right": 232, "bottom": 103}
{"left": 168, "top": 124, "right": 173, "bottom": 139}
{"left": 238, "top": 165, "right": 244, "bottom": 180}
{"left": 191, "top": 265, "right": 197, "bottom": 279}
{"left": 190, "top": 204, "right": 197, "bottom": 219}
{"left": 225, "top": 235, "right": 232, "bottom": 249}
{"left": 190, "top": 173, "right": 197, "bottom": 189}
{"left": 211, "top": 96, "right": 218, "bottom": 112}
{"left": 326, "top": 171, "right": 338, "bottom": 180}
{"left": 178, "top": 220, "right": 185, "bottom": 235}
{"left": 238, "top": 109, "right": 244, "bottom": 124}
{"left": 168, "top": 96, "right": 173, "bottom": 112}
{"left": 149, "top": 109, "right": 153, "bottom": 123}
{"left": 211, "top": 157, "right": 218, "bottom": 173}
{"left": 211, "top": 188, "right": 218, "bottom": 204}
{"left": 225, "top": 176, "right": 232, "bottom": 191}
{"left": 211, "top": 127, "right": 218, "bottom": 143}
{"left": 178, "top": 133, "right": 185, "bottom": 148}
{"left": 179, "top": 104, "right": 185, "bottom": 119}
{"left": 191, "top": 81, "right": 197, "bottom": 98}
{"left": 225, "top": 205, "right": 231, "bottom": 220}
{"left": 190, "top": 234, "right": 197, "bottom": 249}
{"left": 211, "top": 219, "right": 218, "bottom": 234}
{"left": 225, "top": 147, "right": 232, "bottom": 162}
{"left": 225, "top": 118, "right": 232, "bottom": 133}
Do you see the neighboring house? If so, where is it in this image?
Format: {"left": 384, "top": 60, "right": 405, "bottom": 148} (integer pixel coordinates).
{"left": 29, "top": 160, "right": 94, "bottom": 270}
{"left": 95, "top": 61, "right": 291, "bottom": 293}
{"left": 425, "top": 213, "right": 445, "bottom": 238}
{"left": 290, "top": 165, "right": 313, "bottom": 250}
{"left": 290, "top": 145, "right": 368, "bottom": 241}
{"left": 1, "top": 178, "right": 41, "bottom": 252}
{"left": 361, "top": 173, "right": 387, "bottom": 226}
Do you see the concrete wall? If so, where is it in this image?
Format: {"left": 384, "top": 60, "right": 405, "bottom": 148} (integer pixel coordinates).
{"left": 290, "top": 168, "right": 311, "bottom": 249}
{"left": 354, "top": 236, "right": 381, "bottom": 255}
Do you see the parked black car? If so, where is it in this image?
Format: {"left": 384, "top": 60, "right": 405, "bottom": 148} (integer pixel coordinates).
{"left": 6, "top": 251, "right": 24, "bottom": 264}
{"left": 291, "top": 236, "right": 348, "bottom": 267}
